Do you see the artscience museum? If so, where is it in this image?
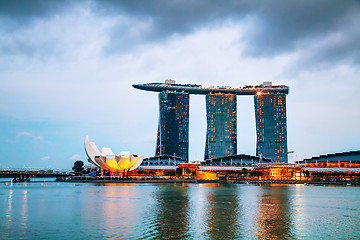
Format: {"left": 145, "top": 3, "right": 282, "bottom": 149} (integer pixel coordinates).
{"left": 84, "top": 135, "right": 144, "bottom": 175}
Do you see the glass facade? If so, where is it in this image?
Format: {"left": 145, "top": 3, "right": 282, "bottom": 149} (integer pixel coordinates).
{"left": 254, "top": 93, "right": 288, "bottom": 162}
{"left": 156, "top": 91, "right": 189, "bottom": 160}
{"left": 205, "top": 93, "right": 237, "bottom": 159}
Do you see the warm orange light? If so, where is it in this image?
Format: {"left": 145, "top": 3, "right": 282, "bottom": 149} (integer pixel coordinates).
{"left": 196, "top": 170, "right": 219, "bottom": 181}
{"left": 257, "top": 91, "right": 262, "bottom": 95}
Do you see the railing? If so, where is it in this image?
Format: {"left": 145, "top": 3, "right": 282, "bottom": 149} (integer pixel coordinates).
{"left": 0, "top": 168, "right": 72, "bottom": 173}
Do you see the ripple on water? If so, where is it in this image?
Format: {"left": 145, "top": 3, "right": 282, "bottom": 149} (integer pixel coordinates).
{"left": 0, "top": 183, "right": 359, "bottom": 239}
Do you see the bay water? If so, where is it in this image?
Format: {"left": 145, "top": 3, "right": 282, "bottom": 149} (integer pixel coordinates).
{"left": 1, "top": 181, "right": 359, "bottom": 239}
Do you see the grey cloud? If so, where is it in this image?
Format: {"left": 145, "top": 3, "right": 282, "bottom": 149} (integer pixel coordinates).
{"left": 93, "top": 0, "right": 252, "bottom": 52}
{"left": 93, "top": 0, "right": 360, "bottom": 67}
{"left": 1, "top": 0, "right": 359, "bottom": 66}
{"left": 0, "top": 0, "right": 75, "bottom": 57}
{"left": 242, "top": 1, "right": 356, "bottom": 55}
{"left": 0, "top": 0, "right": 71, "bottom": 23}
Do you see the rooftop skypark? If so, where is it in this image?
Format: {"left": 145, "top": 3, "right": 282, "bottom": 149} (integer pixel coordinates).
{"left": 132, "top": 80, "right": 289, "bottom": 95}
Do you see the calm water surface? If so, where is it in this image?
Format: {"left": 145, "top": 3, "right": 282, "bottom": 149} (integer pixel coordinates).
{"left": 0, "top": 181, "right": 359, "bottom": 239}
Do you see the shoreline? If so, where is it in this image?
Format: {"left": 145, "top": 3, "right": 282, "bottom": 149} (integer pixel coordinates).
{"left": 1, "top": 177, "right": 358, "bottom": 185}
{"left": 57, "top": 178, "right": 359, "bottom": 185}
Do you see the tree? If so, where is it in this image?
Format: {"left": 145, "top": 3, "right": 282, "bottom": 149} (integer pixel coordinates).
{"left": 184, "top": 167, "right": 191, "bottom": 174}
{"left": 72, "top": 160, "right": 84, "bottom": 174}
{"left": 164, "top": 171, "right": 176, "bottom": 176}
{"left": 175, "top": 167, "right": 183, "bottom": 175}
{"left": 250, "top": 171, "right": 263, "bottom": 177}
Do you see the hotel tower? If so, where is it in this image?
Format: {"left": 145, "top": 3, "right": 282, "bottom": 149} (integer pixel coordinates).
{"left": 204, "top": 93, "right": 237, "bottom": 159}
{"left": 254, "top": 92, "right": 288, "bottom": 162}
{"left": 133, "top": 80, "right": 289, "bottom": 163}
{"left": 156, "top": 90, "right": 190, "bottom": 160}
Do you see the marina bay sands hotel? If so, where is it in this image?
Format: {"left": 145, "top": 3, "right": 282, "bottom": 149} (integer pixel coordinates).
{"left": 133, "top": 80, "right": 289, "bottom": 163}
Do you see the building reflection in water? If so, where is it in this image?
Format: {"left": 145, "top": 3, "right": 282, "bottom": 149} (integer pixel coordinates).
{"left": 97, "top": 183, "right": 153, "bottom": 239}
{"left": 254, "top": 185, "right": 294, "bottom": 239}
{"left": 5, "top": 188, "right": 13, "bottom": 227}
{"left": 20, "top": 188, "right": 28, "bottom": 228}
{"left": 152, "top": 183, "right": 191, "bottom": 239}
{"left": 3, "top": 185, "right": 29, "bottom": 238}
{"left": 203, "top": 184, "right": 242, "bottom": 239}
{"left": 293, "top": 185, "right": 307, "bottom": 238}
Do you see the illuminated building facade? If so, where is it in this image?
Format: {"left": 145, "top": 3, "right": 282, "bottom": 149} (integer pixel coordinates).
{"left": 254, "top": 92, "right": 288, "bottom": 162}
{"left": 134, "top": 81, "right": 289, "bottom": 163}
{"left": 84, "top": 135, "right": 144, "bottom": 174}
{"left": 156, "top": 91, "right": 189, "bottom": 160}
{"left": 254, "top": 163, "right": 304, "bottom": 180}
{"left": 205, "top": 93, "right": 237, "bottom": 159}
{"left": 296, "top": 150, "right": 360, "bottom": 168}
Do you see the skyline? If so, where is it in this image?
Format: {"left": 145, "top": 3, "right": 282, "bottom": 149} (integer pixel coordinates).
{"left": 0, "top": 0, "right": 359, "bottom": 168}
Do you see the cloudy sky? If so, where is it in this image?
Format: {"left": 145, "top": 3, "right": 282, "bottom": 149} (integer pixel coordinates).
{"left": 0, "top": 0, "right": 359, "bottom": 169}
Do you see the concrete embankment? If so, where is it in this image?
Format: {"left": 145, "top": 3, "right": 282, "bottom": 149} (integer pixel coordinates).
{"left": 59, "top": 177, "right": 359, "bottom": 185}
{"left": 227, "top": 180, "right": 359, "bottom": 185}
{"left": 61, "top": 177, "right": 196, "bottom": 184}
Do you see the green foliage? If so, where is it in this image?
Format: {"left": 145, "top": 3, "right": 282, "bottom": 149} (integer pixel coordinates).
{"left": 72, "top": 160, "right": 84, "bottom": 173}
{"left": 137, "top": 170, "right": 156, "bottom": 175}
{"left": 184, "top": 167, "right": 191, "bottom": 174}
{"left": 175, "top": 167, "right": 183, "bottom": 175}
{"left": 250, "top": 170, "right": 263, "bottom": 177}
{"left": 164, "top": 171, "right": 176, "bottom": 176}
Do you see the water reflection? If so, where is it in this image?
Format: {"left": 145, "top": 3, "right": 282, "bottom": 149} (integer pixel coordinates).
{"left": 293, "top": 185, "right": 307, "bottom": 238}
{"left": 94, "top": 183, "right": 152, "bottom": 239}
{"left": 152, "top": 184, "right": 190, "bottom": 239}
{"left": 255, "top": 185, "right": 294, "bottom": 239}
{"left": 20, "top": 189, "right": 28, "bottom": 228}
{"left": 204, "top": 185, "right": 242, "bottom": 239}
{"left": 6, "top": 189, "right": 13, "bottom": 222}
{"left": 0, "top": 182, "right": 359, "bottom": 239}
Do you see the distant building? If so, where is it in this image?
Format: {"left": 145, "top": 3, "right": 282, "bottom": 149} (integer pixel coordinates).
{"left": 156, "top": 91, "right": 189, "bottom": 160}
{"left": 202, "top": 154, "right": 271, "bottom": 166}
{"left": 142, "top": 155, "right": 187, "bottom": 166}
{"left": 205, "top": 93, "right": 237, "bottom": 159}
{"left": 296, "top": 150, "right": 360, "bottom": 168}
{"left": 254, "top": 92, "right": 288, "bottom": 162}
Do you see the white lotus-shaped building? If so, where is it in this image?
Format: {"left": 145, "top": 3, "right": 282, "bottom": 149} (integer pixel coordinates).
{"left": 84, "top": 135, "right": 144, "bottom": 171}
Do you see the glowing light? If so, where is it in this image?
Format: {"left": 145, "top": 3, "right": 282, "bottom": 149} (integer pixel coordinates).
{"left": 257, "top": 91, "right": 262, "bottom": 95}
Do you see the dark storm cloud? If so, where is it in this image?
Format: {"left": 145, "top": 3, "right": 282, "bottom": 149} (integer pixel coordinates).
{"left": 0, "top": 0, "right": 72, "bottom": 25}
{"left": 93, "top": 0, "right": 360, "bottom": 66}
{"left": 1, "top": 0, "right": 359, "bottom": 65}
{"left": 93, "top": 0, "right": 252, "bottom": 51}
{"left": 0, "top": 0, "right": 74, "bottom": 56}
